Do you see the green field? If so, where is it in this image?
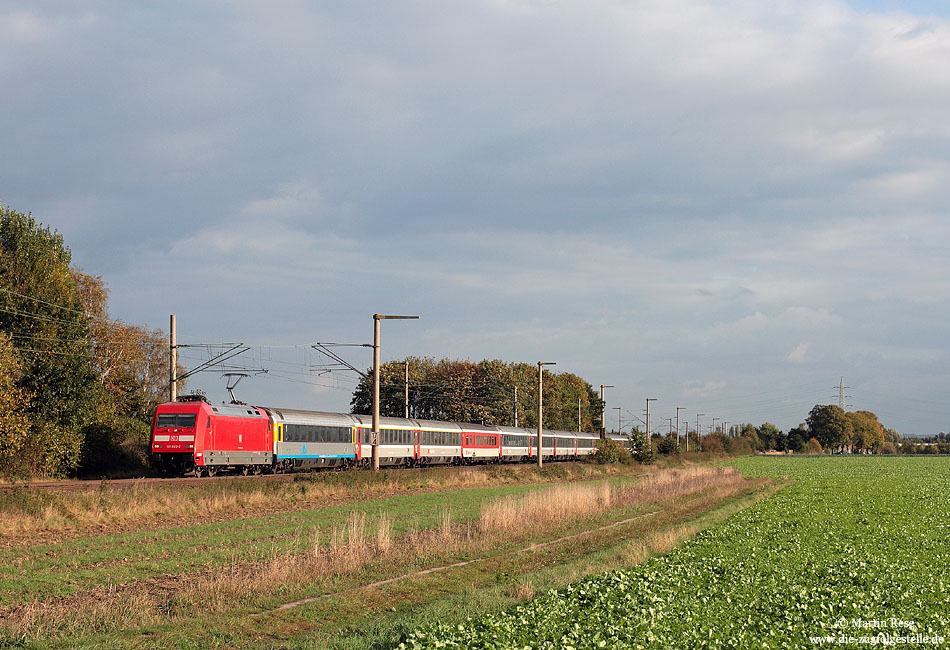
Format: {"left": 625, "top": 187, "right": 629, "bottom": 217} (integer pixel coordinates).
{"left": 400, "top": 456, "right": 950, "bottom": 649}
{"left": 0, "top": 482, "right": 547, "bottom": 606}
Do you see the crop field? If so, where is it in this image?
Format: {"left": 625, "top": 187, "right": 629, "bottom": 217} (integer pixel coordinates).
{"left": 400, "top": 456, "right": 950, "bottom": 649}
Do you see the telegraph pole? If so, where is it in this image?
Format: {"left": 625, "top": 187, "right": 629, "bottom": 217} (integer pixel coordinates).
{"left": 613, "top": 407, "right": 622, "bottom": 434}
{"left": 696, "top": 413, "right": 704, "bottom": 452}
{"left": 600, "top": 385, "right": 614, "bottom": 439}
{"left": 676, "top": 407, "right": 685, "bottom": 446}
{"left": 372, "top": 314, "right": 419, "bottom": 471}
{"left": 537, "top": 362, "right": 556, "bottom": 467}
{"left": 169, "top": 314, "right": 177, "bottom": 402}
{"left": 645, "top": 398, "right": 657, "bottom": 447}
{"left": 513, "top": 385, "right": 518, "bottom": 427}
{"left": 404, "top": 360, "right": 410, "bottom": 418}
{"left": 578, "top": 398, "right": 582, "bottom": 432}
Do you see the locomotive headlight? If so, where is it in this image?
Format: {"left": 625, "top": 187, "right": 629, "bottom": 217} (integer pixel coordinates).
{"left": 154, "top": 444, "right": 162, "bottom": 448}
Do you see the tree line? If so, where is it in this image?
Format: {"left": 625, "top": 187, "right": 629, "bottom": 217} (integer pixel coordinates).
{"left": 893, "top": 432, "right": 950, "bottom": 455}
{"left": 0, "top": 204, "right": 173, "bottom": 479}
{"left": 711, "top": 405, "right": 901, "bottom": 455}
{"left": 349, "top": 357, "right": 604, "bottom": 432}
{"left": 624, "top": 404, "right": 904, "bottom": 458}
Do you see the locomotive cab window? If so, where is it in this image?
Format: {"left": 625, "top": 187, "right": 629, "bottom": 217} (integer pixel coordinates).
{"left": 157, "top": 413, "right": 197, "bottom": 429}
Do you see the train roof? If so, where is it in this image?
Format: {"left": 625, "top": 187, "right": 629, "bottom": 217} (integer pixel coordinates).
{"left": 496, "top": 425, "right": 537, "bottom": 435}
{"left": 158, "top": 401, "right": 266, "bottom": 419}
{"left": 408, "top": 418, "right": 463, "bottom": 431}
{"left": 261, "top": 407, "right": 358, "bottom": 426}
{"left": 455, "top": 422, "right": 500, "bottom": 432}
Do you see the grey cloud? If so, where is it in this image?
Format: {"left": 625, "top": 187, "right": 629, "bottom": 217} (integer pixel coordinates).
{"left": 2, "top": 0, "right": 950, "bottom": 432}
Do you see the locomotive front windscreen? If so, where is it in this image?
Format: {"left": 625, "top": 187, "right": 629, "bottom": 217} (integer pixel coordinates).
{"left": 156, "top": 413, "right": 198, "bottom": 428}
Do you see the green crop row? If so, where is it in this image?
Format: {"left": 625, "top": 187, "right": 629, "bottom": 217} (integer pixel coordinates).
{"left": 398, "top": 456, "right": 950, "bottom": 649}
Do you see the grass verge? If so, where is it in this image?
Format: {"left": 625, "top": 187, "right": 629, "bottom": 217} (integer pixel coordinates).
{"left": 2, "top": 466, "right": 776, "bottom": 648}
{"left": 0, "top": 462, "right": 650, "bottom": 539}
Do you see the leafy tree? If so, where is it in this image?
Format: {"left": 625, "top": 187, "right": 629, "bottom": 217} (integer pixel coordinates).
{"left": 738, "top": 423, "right": 761, "bottom": 450}
{"left": 656, "top": 435, "right": 680, "bottom": 455}
{"left": 787, "top": 424, "right": 808, "bottom": 453}
{"left": 0, "top": 205, "right": 99, "bottom": 476}
{"left": 628, "top": 427, "right": 654, "bottom": 464}
{"left": 349, "top": 357, "right": 600, "bottom": 431}
{"left": 73, "top": 270, "right": 171, "bottom": 422}
{"left": 806, "top": 437, "right": 823, "bottom": 454}
{"left": 806, "top": 405, "right": 852, "bottom": 452}
{"left": 846, "top": 410, "right": 885, "bottom": 452}
{"left": 757, "top": 422, "right": 782, "bottom": 450}
{"left": 552, "top": 371, "right": 599, "bottom": 432}
{"left": 0, "top": 205, "right": 176, "bottom": 477}
{"left": 0, "top": 332, "right": 32, "bottom": 479}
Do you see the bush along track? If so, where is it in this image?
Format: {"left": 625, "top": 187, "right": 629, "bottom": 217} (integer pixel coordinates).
{"left": 398, "top": 456, "right": 950, "bottom": 649}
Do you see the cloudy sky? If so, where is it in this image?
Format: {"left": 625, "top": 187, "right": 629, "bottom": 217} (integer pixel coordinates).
{"left": 3, "top": 0, "right": 949, "bottom": 435}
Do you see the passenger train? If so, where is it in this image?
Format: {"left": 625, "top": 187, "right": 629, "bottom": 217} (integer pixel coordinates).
{"left": 150, "top": 395, "right": 600, "bottom": 476}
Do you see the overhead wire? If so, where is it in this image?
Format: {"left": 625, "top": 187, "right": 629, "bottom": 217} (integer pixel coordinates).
{"left": 0, "top": 285, "right": 103, "bottom": 319}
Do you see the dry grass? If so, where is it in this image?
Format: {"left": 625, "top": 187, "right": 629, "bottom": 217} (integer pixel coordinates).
{"left": 0, "top": 463, "right": 634, "bottom": 538}
{"left": 1, "top": 465, "right": 763, "bottom": 642}
{"left": 0, "top": 482, "right": 274, "bottom": 537}
{"left": 507, "top": 578, "right": 538, "bottom": 602}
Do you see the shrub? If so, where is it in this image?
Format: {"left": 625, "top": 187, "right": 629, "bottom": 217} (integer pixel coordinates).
{"left": 629, "top": 431, "right": 654, "bottom": 465}
{"left": 594, "top": 438, "right": 632, "bottom": 464}
{"left": 806, "top": 438, "right": 823, "bottom": 454}
{"left": 727, "top": 437, "right": 754, "bottom": 456}
{"left": 700, "top": 435, "right": 724, "bottom": 454}
{"left": 656, "top": 436, "right": 680, "bottom": 455}
{"left": 78, "top": 417, "right": 151, "bottom": 478}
